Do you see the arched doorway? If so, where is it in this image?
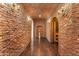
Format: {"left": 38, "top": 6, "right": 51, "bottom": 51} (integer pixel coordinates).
{"left": 36, "top": 25, "right": 44, "bottom": 39}
{"left": 50, "top": 17, "right": 59, "bottom": 46}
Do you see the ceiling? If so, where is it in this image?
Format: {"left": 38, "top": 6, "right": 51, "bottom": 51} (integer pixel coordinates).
{"left": 21, "top": 3, "right": 62, "bottom": 21}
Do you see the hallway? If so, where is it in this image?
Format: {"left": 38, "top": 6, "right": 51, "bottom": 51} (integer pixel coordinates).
{"left": 33, "top": 38, "right": 58, "bottom": 56}
{"left": 0, "top": 3, "right": 79, "bottom": 56}
{"left": 21, "top": 38, "right": 58, "bottom": 56}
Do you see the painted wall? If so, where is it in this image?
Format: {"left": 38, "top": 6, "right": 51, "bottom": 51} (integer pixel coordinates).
{"left": 46, "top": 19, "right": 51, "bottom": 42}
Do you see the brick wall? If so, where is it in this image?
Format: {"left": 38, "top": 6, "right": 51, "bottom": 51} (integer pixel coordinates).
{"left": 0, "top": 4, "right": 31, "bottom": 56}
{"left": 58, "top": 4, "right": 79, "bottom": 56}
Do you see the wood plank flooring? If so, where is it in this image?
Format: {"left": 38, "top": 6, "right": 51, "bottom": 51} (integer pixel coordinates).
{"left": 20, "top": 38, "right": 58, "bottom": 56}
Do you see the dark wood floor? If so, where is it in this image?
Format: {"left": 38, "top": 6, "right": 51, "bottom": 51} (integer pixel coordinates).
{"left": 20, "top": 38, "right": 58, "bottom": 56}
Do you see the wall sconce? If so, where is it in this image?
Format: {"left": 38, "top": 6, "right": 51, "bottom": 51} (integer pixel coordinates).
{"left": 57, "top": 4, "right": 72, "bottom": 17}
{"left": 58, "top": 8, "right": 68, "bottom": 17}
{"left": 10, "top": 4, "right": 21, "bottom": 12}
{"left": 1, "top": 3, "right": 21, "bottom": 13}
{"left": 27, "top": 16, "right": 32, "bottom": 21}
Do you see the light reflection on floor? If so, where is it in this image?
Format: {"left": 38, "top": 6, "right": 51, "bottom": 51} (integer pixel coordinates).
{"left": 20, "top": 38, "right": 58, "bottom": 56}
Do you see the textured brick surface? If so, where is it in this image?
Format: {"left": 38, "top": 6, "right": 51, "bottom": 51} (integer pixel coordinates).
{"left": 1, "top": 3, "right": 79, "bottom": 56}
{"left": 0, "top": 4, "right": 31, "bottom": 56}
{"left": 58, "top": 4, "right": 79, "bottom": 56}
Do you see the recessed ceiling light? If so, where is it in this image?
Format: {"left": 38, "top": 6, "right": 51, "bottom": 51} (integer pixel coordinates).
{"left": 38, "top": 14, "right": 42, "bottom": 18}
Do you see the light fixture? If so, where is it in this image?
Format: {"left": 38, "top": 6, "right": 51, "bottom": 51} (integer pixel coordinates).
{"left": 27, "top": 16, "right": 32, "bottom": 21}
{"left": 57, "top": 4, "right": 72, "bottom": 17}
{"left": 38, "top": 14, "right": 42, "bottom": 18}
{"left": 10, "top": 4, "right": 21, "bottom": 12}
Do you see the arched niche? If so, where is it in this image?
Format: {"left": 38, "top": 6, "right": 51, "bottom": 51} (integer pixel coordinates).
{"left": 50, "top": 17, "right": 59, "bottom": 44}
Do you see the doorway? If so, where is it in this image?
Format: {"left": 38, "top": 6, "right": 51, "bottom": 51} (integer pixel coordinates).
{"left": 36, "top": 25, "right": 44, "bottom": 39}
{"left": 50, "top": 17, "right": 59, "bottom": 46}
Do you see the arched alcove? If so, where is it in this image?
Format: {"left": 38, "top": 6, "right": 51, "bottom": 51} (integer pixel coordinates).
{"left": 50, "top": 17, "right": 59, "bottom": 45}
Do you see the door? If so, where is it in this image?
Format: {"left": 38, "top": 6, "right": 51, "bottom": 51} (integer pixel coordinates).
{"left": 50, "top": 17, "right": 58, "bottom": 43}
